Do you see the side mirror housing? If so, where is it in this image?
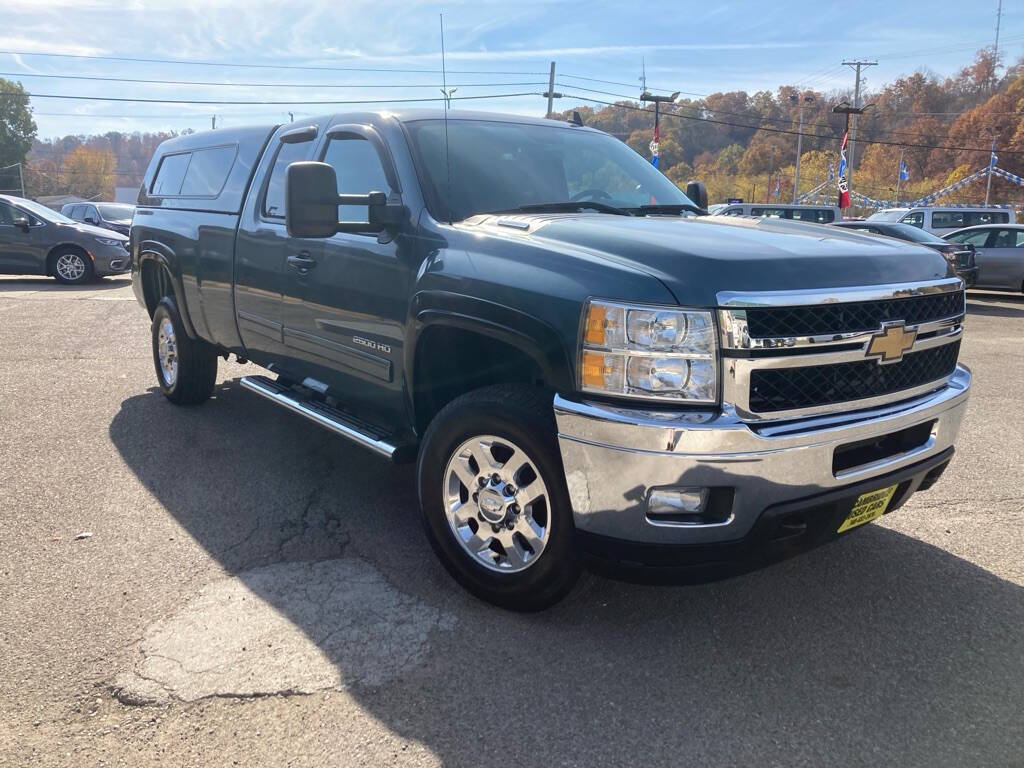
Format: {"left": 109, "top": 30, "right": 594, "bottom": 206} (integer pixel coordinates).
{"left": 12, "top": 216, "right": 30, "bottom": 230}
{"left": 285, "top": 161, "right": 404, "bottom": 239}
{"left": 686, "top": 181, "right": 709, "bottom": 211}
{"left": 84, "top": 217, "right": 98, "bottom": 225}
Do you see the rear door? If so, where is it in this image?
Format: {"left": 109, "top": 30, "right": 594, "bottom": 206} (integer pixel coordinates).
{"left": 948, "top": 228, "right": 997, "bottom": 286}
{"left": 234, "top": 123, "right": 325, "bottom": 369}
{"left": 281, "top": 124, "right": 410, "bottom": 426}
{"left": 981, "top": 228, "right": 1024, "bottom": 289}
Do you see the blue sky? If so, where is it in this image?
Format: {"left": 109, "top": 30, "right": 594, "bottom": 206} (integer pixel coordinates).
{"left": 2, "top": 0, "right": 1019, "bottom": 138}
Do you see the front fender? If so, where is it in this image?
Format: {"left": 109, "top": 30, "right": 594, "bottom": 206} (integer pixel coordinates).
{"left": 407, "top": 290, "right": 576, "bottom": 395}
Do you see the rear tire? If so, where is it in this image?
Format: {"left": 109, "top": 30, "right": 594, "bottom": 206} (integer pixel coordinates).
{"left": 417, "top": 384, "right": 581, "bottom": 611}
{"left": 51, "top": 248, "right": 94, "bottom": 285}
{"left": 151, "top": 296, "right": 218, "bottom": 405}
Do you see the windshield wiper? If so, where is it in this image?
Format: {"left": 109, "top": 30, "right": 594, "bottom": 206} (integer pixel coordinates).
{"left": 488, "top": 201, "right": 630, "bottom": 216}
{"left": 631, "top": 203, "right": 707, "bottom": 217}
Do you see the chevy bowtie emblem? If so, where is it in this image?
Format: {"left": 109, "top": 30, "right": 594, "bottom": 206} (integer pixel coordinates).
{"left": 866, "top": 321, "right": 917, "bottom": 364}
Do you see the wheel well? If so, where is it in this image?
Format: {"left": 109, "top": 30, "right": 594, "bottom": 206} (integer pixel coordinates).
{"left": 413, "top": 326, "right": 546, "bottom": 434}
{"left": 139, "top": 259, "right": 174, "bottom": 317}
{"left": 45, "top": 244, "right": 90, "bottom": 276}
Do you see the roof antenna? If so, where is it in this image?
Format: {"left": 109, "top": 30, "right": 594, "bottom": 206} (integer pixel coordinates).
{"left": 440, "top": 13, "right": 453, "bottom": 224}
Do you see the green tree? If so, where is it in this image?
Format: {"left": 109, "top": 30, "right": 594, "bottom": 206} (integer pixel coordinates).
{"left": 0, "top": 78, "right": 37, "bottom": 195}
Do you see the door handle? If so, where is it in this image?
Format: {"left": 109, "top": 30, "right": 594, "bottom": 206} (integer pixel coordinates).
{"left": 287, "top": 252, "right": 316, "bottom": 272}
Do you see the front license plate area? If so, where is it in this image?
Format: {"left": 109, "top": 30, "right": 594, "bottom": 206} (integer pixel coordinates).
{"left": 837, "top": 484, "right": 899, "bottom": 533}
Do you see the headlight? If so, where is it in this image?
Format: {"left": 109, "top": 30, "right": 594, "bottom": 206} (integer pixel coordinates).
{"left": 579, "top": 300, "right": 717, "bottom": 403}
{"left": 94, "top": 237, "right": 124, "bottom": 247}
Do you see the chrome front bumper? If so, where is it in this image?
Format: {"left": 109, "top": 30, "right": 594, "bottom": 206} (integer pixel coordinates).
{"left": 554, "top": 364, "right": 971, "bottom": 546}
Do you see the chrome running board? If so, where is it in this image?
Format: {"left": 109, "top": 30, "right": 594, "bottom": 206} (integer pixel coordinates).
{"left": 240, "top": 375, "right": 406, "bottom": 461}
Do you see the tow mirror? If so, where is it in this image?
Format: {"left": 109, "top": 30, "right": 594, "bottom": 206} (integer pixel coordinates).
{"left": 12, "top": 216, "right": 30, "bottom": 231}
{"left": 686, "top": 181, "right": 709, "bottom": 211}
{"left": 285, "top": 161, "right": 404, "bottom": 239}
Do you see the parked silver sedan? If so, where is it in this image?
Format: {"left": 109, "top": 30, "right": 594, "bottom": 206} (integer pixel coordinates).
{"left": 944, "top": 224, "right": 1024, "bottom": 292}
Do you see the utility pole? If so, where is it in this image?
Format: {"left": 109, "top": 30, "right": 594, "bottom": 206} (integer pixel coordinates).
{"left": 545, "top": 61, "right": 556, "bottom": 118}
{"left": 985, "top": 136, "right": 997, "bottom": 206}
{"left": 211, "top": 115, "right": 217, "bottom": 130}
{"left": 18, "top": 162, "right": 24, "bottom": 198}
{"left": 993, "top": 0, "right": 1003, "bottom": 90}
{"left": 841, "top": 60, "right": 877, "bottom": 194}
{"left": 792, "top": 93, "right": 814, "bottom": 203}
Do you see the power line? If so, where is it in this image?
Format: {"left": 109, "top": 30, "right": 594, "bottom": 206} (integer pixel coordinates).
{"left": 0, "top": 71, "right": 547, "bottom": 89}
{"left": 0, "top": 49, "right": 546, "bottom": 76}
{"left": 4, "top": 92, "right": 540, "bottom": 107}
{"left": 557, "top": 92, "right": 1024, "bottom": 156}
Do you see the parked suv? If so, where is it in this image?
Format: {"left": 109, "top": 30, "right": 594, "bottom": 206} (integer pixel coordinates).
{"left": 130, "top": 111, "right": 970, "bottom": 610}
{"left": 0, "top": 194, "right": 130, "bottom": 283}
{"left": 60, "top": 202, "right": 135, "bottom": 236}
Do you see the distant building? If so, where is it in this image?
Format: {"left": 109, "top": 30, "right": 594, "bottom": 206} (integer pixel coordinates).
{"left": 114, "top": 186, "right": 139, "bottom": 204}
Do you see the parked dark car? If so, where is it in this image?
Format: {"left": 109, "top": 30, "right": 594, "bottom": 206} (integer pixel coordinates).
{"left": 130, "top": 111, "right": 970, "bottom": 610}
{"left": 0, "top": 194, "right": 130, "bottom": 283}
{"left": 60, "top": 202, "right": 135, "bottom": 236}
{"left": 943, "top": 224, "right": 1024, "bottom": 292}
{"left": 831, "top": 220, "right": 978, "bottom": 287}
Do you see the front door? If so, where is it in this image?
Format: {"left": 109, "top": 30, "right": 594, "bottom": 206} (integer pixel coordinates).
{"left": 282, "top": 127, "right": 411, "bottom": 428}
{"left": 0, "top": 201, "right": 42, "bottom": 274}
{"left": 982, "top": 228, "right": 1024, "bottom": 289}
{"left": 950, "top": 228, "right": 997, "bottom": 287}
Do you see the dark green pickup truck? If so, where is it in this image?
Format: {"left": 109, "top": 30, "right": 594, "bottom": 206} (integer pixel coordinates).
{"left": 130, "top": 110, "right": 971, "bottom": 609}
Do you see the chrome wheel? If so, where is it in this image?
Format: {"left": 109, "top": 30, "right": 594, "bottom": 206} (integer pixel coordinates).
{"left": 157, "top": 317, "right": 178, "bottom": 387}
{"left": 443, "top": 434, "right": 551, "bottom": 573}
{"left": 55, "top": 252, "right": 86, "bottom": 282}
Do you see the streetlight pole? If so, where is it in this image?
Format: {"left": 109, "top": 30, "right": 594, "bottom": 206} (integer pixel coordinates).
{"left": 792, "top": 93, "right": 814, "bottom": 204}
{"left": 640, "top": 91, "right": 680, "bottom": 169}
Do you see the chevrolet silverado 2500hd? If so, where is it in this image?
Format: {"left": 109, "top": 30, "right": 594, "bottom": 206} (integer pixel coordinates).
{"left": 130, "top": 110, "right": 971, "bottom": 610}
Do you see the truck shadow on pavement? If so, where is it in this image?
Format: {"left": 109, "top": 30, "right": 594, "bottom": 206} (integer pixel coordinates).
{"left": 109, "top": 380, "right": 1024, "bottom": 766}
{"left": 967, "top": 292, "right": 1024, "bottom": 318}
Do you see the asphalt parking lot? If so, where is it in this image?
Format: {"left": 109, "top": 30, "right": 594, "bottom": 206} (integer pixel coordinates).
{"left": 1, "top": 276, "right": 1022, "bottom": 767}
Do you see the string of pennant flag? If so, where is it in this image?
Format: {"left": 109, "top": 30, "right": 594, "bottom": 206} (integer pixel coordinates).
{"left": 797, "top": 164, "right": 1024, "bottom": 210}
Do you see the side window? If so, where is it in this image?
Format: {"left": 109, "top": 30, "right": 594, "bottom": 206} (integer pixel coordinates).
{"left": 262, "top": 140, "right": 313, "bottom": 219}
{"left": 931, "top": 211, "right": 966, "bottom": 229}
{"left": 723, "top": 207, "right": 743, "bottom": 216}
{"left": 951, "top": 229, "right": 992, "bottom": 247}
{"left": 151, "top": 153, "right": 192, "bottom": 196}
{"left": 69, "top": 205, "right": 85, "bottom": 220}
{"left": 992, "top": 229, "right": 1016, "bottom": 248}
{"left": 751, "top": 208, "right": 785, "bottom": 218}
{"left": 321, "top": 136, "right": 391, "bottom": 221}
{"left": 84, "top": 206, "right": 99, "bottom": 222}
{"left": 0, "top": 201, "right": 15, "bottom": 225}
{"left": 180, "top": 145, "right": 237, "bottom": 197}
{"left": 901, "top": 211, "right": 924, "bottom": 228}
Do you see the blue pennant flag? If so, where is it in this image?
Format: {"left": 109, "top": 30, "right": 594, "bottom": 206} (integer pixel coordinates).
{"left": 899, "top": 159, "right": 909, "bottom": 181}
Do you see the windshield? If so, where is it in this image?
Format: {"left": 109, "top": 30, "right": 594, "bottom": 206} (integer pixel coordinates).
{"left": 97, "top": 203, "right": 134, "bottom": 221}
{"left": 405, "top": 119, "right": 695, "bottom": 221}
{"left": 867, "top": 209, "right": 908, "bottom": 222}
{"left": 14, "top": 198, "right": 75, "bottom": 224}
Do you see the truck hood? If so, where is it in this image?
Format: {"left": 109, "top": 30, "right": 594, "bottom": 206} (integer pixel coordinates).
{"left": 463, "top": 213, "right": 950, "bottom": 306}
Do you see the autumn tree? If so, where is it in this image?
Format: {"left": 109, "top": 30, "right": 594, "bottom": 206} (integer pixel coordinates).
{"left": 60, "top": 146, "right": 117, "bottom": 200}
{"left": 0, "top": 77, "right": 37, "bottom": 195}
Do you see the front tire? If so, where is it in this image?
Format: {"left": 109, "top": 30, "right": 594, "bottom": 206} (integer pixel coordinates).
{"left": 151, "top": 296, "right": 218, "bottom": 405}
{"left": 52, "top": 248, "right": 94, "bottom": 284}
{"left": 417, "top": 384, "right": 581, "bottom": 611}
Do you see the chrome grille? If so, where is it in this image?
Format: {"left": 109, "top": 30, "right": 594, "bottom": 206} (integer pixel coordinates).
{"left": 749, "top": 341, "right": 960, "bottom": 413}
{"left": 718, "top": 278, "right": 965, "bottom": 420}
{"left": 744, "top": 291, "right": 965, "bottom": 339}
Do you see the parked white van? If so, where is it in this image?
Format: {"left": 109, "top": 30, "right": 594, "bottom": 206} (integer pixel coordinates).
{"left": 709, "top": 203, "right": 841, "bottom": 223}
{"left": 868, "top": 206, "right": 1015, "bottom": 235}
